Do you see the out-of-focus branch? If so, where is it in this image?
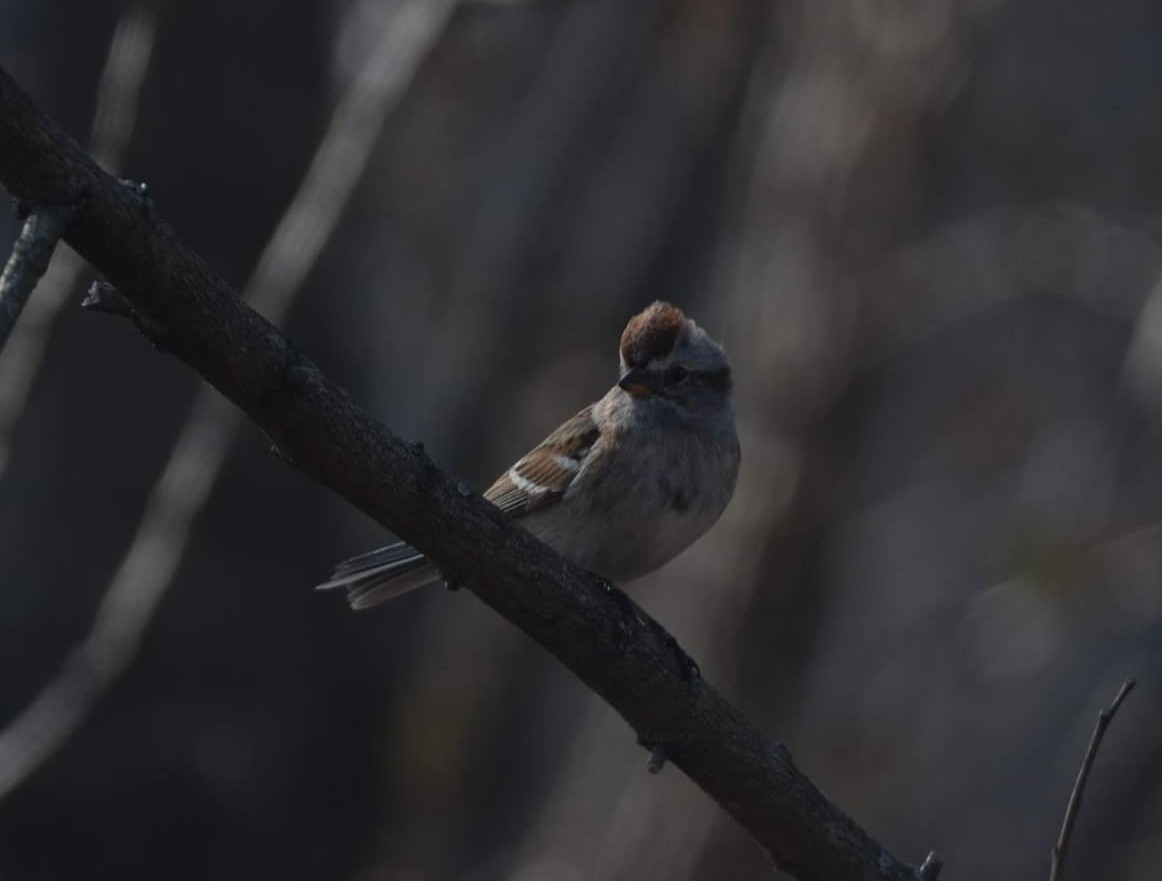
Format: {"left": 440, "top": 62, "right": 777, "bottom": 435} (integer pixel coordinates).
{"left": 0, "top": 210, "right": 69, "bottom": 350}
{"left": 420, "top": 0, "right": 667, "bottom": 439}
{"left": 0, "top": 0, "right": 460, "bottom": 801}
{"left": 246, "top": 0, "right": 460, "bottom": 316}
{"left": 1049, "top": 678, "right": 1137, "bottom": 881}
{"left": 0, "top": 0, "right": 161, "bottom": 479}
{"left": 91, "top": 0, "right": 161, "bottom": 170}
{"left": 0, "top": 63, "right": 925, "bottom": 881}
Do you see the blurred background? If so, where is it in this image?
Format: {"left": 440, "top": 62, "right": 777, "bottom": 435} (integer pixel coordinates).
{"left": 1, "top": 0, "right": 1161, "bottom": 878}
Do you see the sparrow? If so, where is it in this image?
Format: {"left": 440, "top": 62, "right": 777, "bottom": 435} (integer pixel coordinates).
{"left": 317, "top": 301, "right": 740, "bottom": 609}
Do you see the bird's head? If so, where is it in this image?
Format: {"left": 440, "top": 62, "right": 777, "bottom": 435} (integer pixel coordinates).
{"left": 616, "top": 301, "right": 733, "bottom": 422}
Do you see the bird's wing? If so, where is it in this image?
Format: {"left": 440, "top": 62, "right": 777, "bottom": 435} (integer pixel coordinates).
{"left": 484, "top": 405, "right": 601, "bottom": 518}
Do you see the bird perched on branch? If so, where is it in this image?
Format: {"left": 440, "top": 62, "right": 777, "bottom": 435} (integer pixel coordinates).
{"left": 317, "top": 301, "right": 740, "bottom": 609}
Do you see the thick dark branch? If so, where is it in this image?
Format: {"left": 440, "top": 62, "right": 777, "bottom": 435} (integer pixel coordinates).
{"left": 0, "top": 208, "right": 69, "bottom": 350}
{"left": 1049, "top": 677, "right": 1137, "bottom": 881}
{"left": 0, "top": 65, "right": 921, "bottom": 881}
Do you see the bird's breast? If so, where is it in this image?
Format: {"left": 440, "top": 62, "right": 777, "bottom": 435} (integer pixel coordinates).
{"left": 526, "top": 423, "right": 739, "bottom": 583}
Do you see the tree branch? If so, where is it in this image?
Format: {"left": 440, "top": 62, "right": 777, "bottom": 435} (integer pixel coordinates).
{"left": 1049, "top": 677, "right": 1137, "bottom": 881}
{"left": 0, "top": 64, "right": 922, "bottom": 881}
{"left": 0, "top": 0, "right": 161, "bottom": 480}
{"left": 0, "top": 0, "right": 460, "bottom": 802}
{"left": 0, "top": 209, "right": 69, "bottom": 351}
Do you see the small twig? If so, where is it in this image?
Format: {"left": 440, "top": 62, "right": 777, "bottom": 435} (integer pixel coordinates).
{"left": 917, "top": 851, "right": 943, "bottom": 880}
{"left": 1049, "top": 677, "right": 1137, "bottom": 881}
{"left": 0, "top": 210, "right": 69, "bottom": 351}
{"left": 82, "top": 279, "right": 168, "bottom": 347}
{"left": 80, "top": 279, "right": 133, "bottom": 317}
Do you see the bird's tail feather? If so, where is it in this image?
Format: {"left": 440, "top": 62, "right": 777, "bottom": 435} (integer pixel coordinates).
{"left": 316, "top": 541, "right": 438, "bottom": 609}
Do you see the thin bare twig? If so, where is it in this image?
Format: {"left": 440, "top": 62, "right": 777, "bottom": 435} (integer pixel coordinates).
{"left": 0, "top": 0, "right": 161, "bottom": 479}
{"left": 0, "top": 0, "right": 461, "bottom": 802}
{"left": 0, "top": 210, "right": 69, "bottom": 350}
{"left": 1048, "top": 677, "right": 1137, "bottom": 881}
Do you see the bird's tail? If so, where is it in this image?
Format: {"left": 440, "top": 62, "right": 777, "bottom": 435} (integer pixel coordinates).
{"left": 315, "top": 541, "right": 439, "bottom": 609}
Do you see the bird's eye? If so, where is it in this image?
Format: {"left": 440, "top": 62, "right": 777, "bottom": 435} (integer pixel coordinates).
{"left": 666, "top": 365, "right": 690, "bottom": 385}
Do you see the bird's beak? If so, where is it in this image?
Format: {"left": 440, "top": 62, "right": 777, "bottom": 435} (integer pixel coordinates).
{"left": 618, "top": 366, "right": 658, "bottom": 398}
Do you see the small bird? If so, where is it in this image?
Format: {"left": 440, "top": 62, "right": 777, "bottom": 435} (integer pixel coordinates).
{"left": 317, "top": 301, "right": 740, "bottom": 609}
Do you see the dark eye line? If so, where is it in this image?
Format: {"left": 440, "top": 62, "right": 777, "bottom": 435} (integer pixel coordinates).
{"left": 697, "top": 366, "right": 732, "bottom": 391}
{"left": 659, "top": 364, "right": 731, "bottom": 391}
